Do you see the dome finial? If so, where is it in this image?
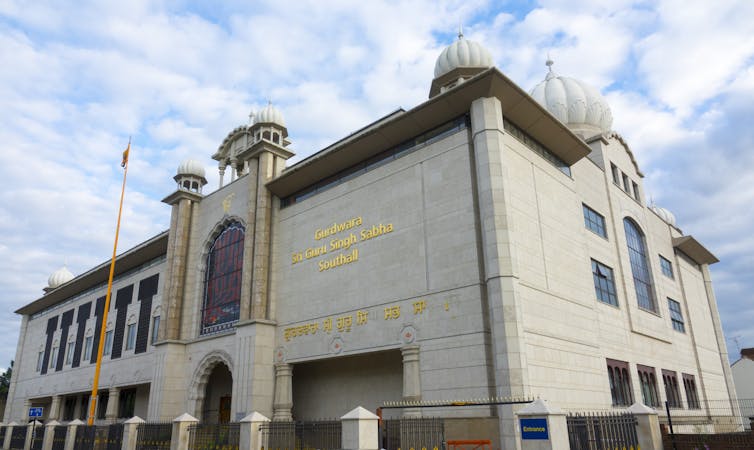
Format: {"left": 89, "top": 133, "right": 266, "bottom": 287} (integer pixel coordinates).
{"left": 458, "top": 24, "right": 464, "bottom": 39}
{"left": 545, "top": 54, "right": 556, "bottom": 80}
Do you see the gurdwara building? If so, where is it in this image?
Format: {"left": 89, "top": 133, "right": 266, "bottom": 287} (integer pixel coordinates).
{"left": 4, "top": 33, "right": 737, "bottom": 444}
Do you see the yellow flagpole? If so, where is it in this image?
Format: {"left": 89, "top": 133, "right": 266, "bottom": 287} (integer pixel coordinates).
{"left": 87, "top": 139, "right": 131, "bottom": 425}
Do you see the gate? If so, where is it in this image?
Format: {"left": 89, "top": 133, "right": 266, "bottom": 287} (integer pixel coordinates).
{"left": 566, "top": 412, "right": 638, "bottom": 450}
{"left": 260, "top": 420, "right": 341, "bottom": 450}
{"left": 381, "top": 418, "right": 445, "bottom": 450}
{"left": 73, "top": 424, "right": 122, "bottom": 450}
{"left": 9, "top": 426, "right": 27, "bottom": 450}
{"left": 30, "top": 425, "right": 44, "bottom": 450}
{"left": 135, "top": 422, "right": 173, "bottom": 450}
{"left": 187, "top": 422, "right": 240, "bottom": 450}
{"left": 51, "top": 425, "right": 68, "bottom": 450}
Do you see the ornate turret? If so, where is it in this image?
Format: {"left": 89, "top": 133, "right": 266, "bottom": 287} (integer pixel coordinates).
{"left": 430, "top": 29, "right": 494, "bottom": 98}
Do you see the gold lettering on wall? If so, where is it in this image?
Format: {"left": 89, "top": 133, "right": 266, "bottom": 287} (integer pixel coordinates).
{"left": 291, "top": 216, "right": 394, "bottom": 272}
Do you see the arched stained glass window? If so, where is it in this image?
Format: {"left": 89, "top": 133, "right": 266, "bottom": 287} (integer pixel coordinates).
{"left": 202, "top": 222, "right": 244, "bottom": 335}
{"left": 623, "top": 218, "right": 657, "bottom": 312}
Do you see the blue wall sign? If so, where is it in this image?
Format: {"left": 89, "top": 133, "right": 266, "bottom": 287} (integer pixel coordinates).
{"left": 28, "top": 407, "right": 43, "bottom": 418}
{"left": 520, "top": 418, "right": 549, "bottom": 440}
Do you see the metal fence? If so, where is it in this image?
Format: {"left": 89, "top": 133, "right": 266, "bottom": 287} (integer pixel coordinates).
{"left": 30, "top": 425, "right": 44, "bottom": 450}
{"left": 135, "top": 421, "right": 173, "bottom": 450}
{"left": 187, "top": 422, "right": 240, "bottom": 450}
{"left": 51, "top": 425, "right": 67, "bottom": 450}
{"left": 661, "top": 398, "right": 754, "bottom": 449}
{"left": 0, "top": 426, "right": 6, "bottom": 446}
{"left": 566, "top": 412, "right": 638, "bottom": 450}
{"left": 73, "top": 424, "right": 122, "bottom": 450}
{"left": 9, "top": 426, "right": 27, "bottom": 450}
{"left": 260, "top": 420, "right": 341, "bottom": 450}
{"left": 381, "top": 417, "right": 445, "bottom": 450}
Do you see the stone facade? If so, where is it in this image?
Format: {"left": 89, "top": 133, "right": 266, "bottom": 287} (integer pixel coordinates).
{"left": 3, "top": 38, "right": 736, "bottom": 449}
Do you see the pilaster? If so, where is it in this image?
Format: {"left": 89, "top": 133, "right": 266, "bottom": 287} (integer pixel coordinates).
{"left": 105, "top": 387, "right": 120, "bottom": 422}
{"left": 401, "top": 346, "right": 422, "bottom": 418}
{"left": 272, "top": 363, "right": 292, "bottom": 421}
{"left": 160, "top": 195, "right": 195, "bottom": 341}
{"left": 48, "top": 396, "right": 61, "bottom": 421}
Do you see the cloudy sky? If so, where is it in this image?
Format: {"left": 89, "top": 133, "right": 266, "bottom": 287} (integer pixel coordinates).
{"left": 1, "top": 0, "right": 753, "bottom": 370}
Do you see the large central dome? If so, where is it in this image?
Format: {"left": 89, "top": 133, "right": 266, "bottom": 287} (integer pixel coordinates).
{"left": 529, "top": 60, "right": 613, "bottom": 137}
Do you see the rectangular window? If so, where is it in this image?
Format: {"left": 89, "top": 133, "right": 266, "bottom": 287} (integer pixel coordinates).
{"left": 151, "top": 316, "right": 161, "bottom": 345}
{"left": 660, "top": 255, "right": 674, "bottom": 278}
{"left": 607, "top": 359, "right": 633, "bottom": 406}
{"left": 668, "top": 299, "right": 685, "bottom": 332}
{"left": 637, "top": 365, "right": 660, "bottom": 407}
{"left": 583, "top": 204, "right": 607, "bottom": 238}
{"left": 36, "top": 351, "right": 44, "bottom": 372}
{"left": 683, "top": 373, "right": 700, "bottom": 409}
{"left": 611, "top": 163, "right": 620, "bottom": 185}
{"left": 83, "top": 336, "right": 93, "bottom": 361}
{"left": 592, "top": 259, "right": 618, "bottom": 306}
{"left": 50, "top": 347, "right": 58, "bottom": 368}
{"left": 663, "top": 369, "right": 682, "bottom": 408}
{"left": 126, "top": 323, "right": 137, "bottom": 350}
{"left": 622, "top": 173, "right": 631, "bottom": 192}
{"left": 103, "top": 330, "right": 113, "bottom": 356}
{"left": 66, "top": 342, "right": 75, "bottom": 365}
{"left": 632, "top": 181, "right": 640, "bottom": 201}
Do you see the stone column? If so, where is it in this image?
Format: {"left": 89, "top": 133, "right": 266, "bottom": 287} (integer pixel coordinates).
{"left": 41, "top": 420, "right": 58, "bottom": 450}
{"left": 401, "top": 345, "right": 421, "bottom": 418}
{"left": 169, "top": 413, "right": 198, "bottom": 450}
{"left": 22, "top": 399, "right": 31, "bottom": 420}
{"left": 3, "top": 422, "right": 17, "bottom": 450}
{"left": 516, "top": 399, "right": 568, "bottom": 450}
{"left": 628, "top": 403, "right": 662, "bottom": 450}
{"left": 250, "top": 152, "right": 274, "bottom": 319}
{"left": 239, "top": 412, "right": 270, "bottom": 450}
{"left": 341, "top": 407, "right": 379, "bottom": 450}
{"left": 105, "top": 388, "right": 120, "bottom": 422}
{"left": 121, "top": 416, "right": 145, "bottom": 450}
{"left": 48, "top": 396, "right": 62, "bottom": 421}
{"left": 272, "top": 363, "right": 292, "bottom": 421}
{"left": 218, "top": 164, "right": 226, "bottom": 189}
{"left": 63, "top": 419, "right": 83, "bottom": 450}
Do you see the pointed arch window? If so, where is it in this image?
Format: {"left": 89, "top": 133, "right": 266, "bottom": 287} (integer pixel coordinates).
{"left": 623, "top": 218, "right": 657, "bottom": 312}
{"left": 202, "top": 222, "right": 244, "bottom": 335}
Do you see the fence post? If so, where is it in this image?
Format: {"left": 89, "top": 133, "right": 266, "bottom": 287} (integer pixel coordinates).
{"left": 169, "top": 413, "right": 198, "bottom": 450}
{"left": 239, "top": 412, "right": 270, "bottom": 450}
{"left": 628, "top": 403, "right": 662, "bottom": 450}
{"left": 341, "top": 406, "right": 379, "bottom": 450}
{"left": 516, "top": 399, "right": 569, "bottom": 450}
{"left": 64, "top": 419, "right": 84, "bottom": 450}
{"left": 41, "top": 420, "right": 59, "bottom": 450}
{"left": 3, "top": 422, "right": 17, "bottom": 450}
{"left": 121, "top": 416, "right": 145, "bottom": 450}
{"left": 25, "top": 420, "right": 42, "bottom": 450}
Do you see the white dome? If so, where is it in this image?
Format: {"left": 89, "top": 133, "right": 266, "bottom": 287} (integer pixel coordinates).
{"left": 177, "top": 159, "right": 206, "bottom": 178}
{"left": 529, "top": 60, "right": 613, "bottom": 135}
{"left": 48, "top": 266, "right": 74, "bottom": 289}
{"left": 651, "top": 205, "right": 677, "bottom": 226}
{"left": 434, "top": 32, "right": 494, "bottom": 78}
{"left": 253, "top": 103, "right": 286, "bottom": 127}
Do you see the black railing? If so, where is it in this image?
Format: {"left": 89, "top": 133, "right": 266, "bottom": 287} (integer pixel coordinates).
{"left": 52, "top": 425, "right": 68, "bottom": 450}
{"left": 261, "top": 420, "right": 341, "bottom": 450}
{"left": 0, "top": 426, "right": 6, "bottom": 445}
{"left": 381, "top": 418, "right": 445, "bottom": 450}
{"left": 566, "top": 412, "right": 638, "bottom": 450}
{"left": 135, "top": 422, "right": 173, "bottom": 450}
{"left": 188, "top": 422, "right": 240, "bottom": 450}
{"left": 73, "top": 425, "right": 96, "bottom": 450}
{"left": 660, "top": 398, "right": 754, "bottom": 433}
{"left": 9, "top": 426, "right": 27, "bottom": 450}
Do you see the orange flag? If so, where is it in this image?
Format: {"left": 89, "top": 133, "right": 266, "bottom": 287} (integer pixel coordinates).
{"left": 121, "top": 141, "right": 130, "bottom": 168}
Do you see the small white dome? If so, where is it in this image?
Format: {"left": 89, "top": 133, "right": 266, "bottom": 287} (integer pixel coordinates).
{"left": 651, "top": 205, "right": 677, "bottom": 226}
{"left": 530, "top": 60, "right": 613, "bottom": 135}
{"left": 253, "top": 103, "right": 286, "bottom": 127}
{"left": 177, "top": 159, "right": 206, "bottom": 178}
{"left": 48, "top": 266, "right": 74, "bottom": 289}
{"left": 434, "top": 32, "right": 494, "bottom": 78}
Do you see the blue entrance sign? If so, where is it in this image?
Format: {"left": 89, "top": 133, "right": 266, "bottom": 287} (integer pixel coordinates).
{"left": 28, "top": 407, "right": 43, "bottom": 418}
{"left": 520, "top": 418, "right": 549, "bottom": 440}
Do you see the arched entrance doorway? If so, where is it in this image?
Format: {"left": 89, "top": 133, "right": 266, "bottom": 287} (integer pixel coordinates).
{"left": 202, "top": 363, "right": 233, "bottom": 423}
